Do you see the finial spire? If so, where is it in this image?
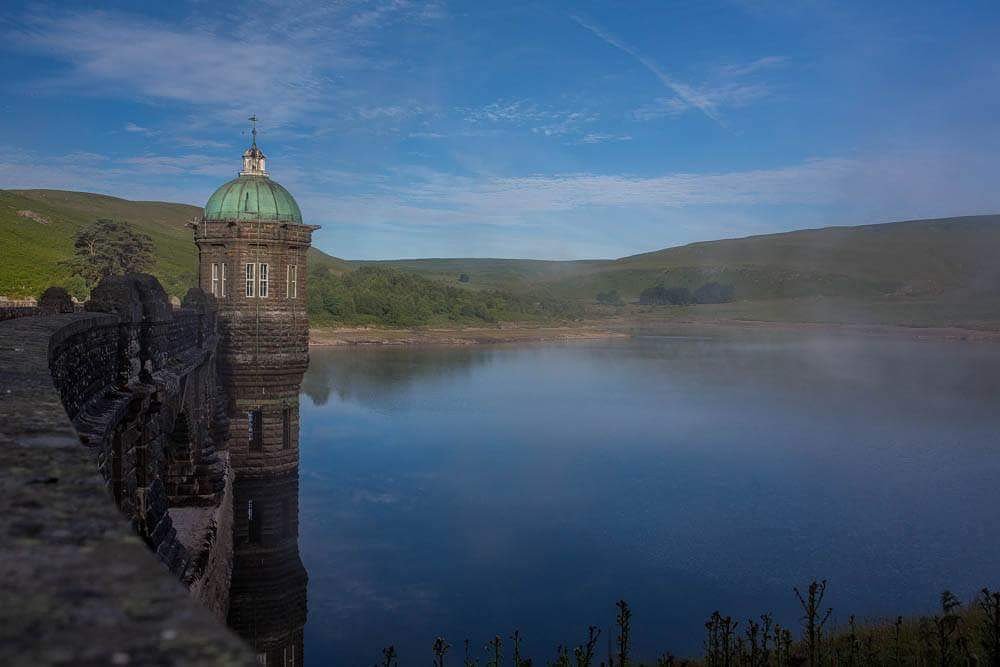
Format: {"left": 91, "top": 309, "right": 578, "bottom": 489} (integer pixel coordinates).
{"left": 240, "top": 115, "right": 267, "bottom": 176}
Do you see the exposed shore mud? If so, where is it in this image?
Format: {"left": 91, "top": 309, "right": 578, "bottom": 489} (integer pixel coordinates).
{"left": 310, "top": 317, "right": 1000, "bottom": 347}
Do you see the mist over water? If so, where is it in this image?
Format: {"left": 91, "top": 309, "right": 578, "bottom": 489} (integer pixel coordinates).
{"left": 297, "top": 334, "right": 1000, "bottom": 664}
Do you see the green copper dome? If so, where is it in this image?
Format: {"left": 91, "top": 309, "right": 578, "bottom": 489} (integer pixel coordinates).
{"left": 204, "top": 174, "right": 303, "bottom": 224}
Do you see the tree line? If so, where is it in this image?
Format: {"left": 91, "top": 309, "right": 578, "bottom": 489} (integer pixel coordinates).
{"left": 308, "top": 264, "right": 583, "bottom": 327}
{"left": 595, "top": 282, "right": 736, "bottom": 307}
{"left": 638, "top": 282, "right": 735, "bottom": 306}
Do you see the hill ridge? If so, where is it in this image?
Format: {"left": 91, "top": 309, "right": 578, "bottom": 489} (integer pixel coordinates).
{"left": 3, "top": 190, "right": 999, "bottom": 325}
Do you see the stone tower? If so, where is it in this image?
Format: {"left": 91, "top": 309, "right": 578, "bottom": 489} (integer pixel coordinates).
{"left": 193, "top": 120, "right": 319, "bottom": 476}
{"left": 195, "top": 120, "right": 312, "bottom": 664}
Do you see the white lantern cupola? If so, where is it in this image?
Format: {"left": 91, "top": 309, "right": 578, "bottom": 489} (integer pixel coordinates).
{"left": 240, "top": 114, "right": 268, "bottom": 176}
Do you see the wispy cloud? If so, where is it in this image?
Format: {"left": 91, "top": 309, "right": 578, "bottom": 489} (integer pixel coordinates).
{"left": 395, "top": 158, "right": 856, "bottom": 216}
{"left": 533, "top": 111, "right": 599, "bottom": 137}
{"left": 175, "top": 137, "right": 232, "bottom": 150}
{"left": 462, "top": 100, "right": 545, "bottom": 124}
{"left": 571, "top": 15, "right": 726, "bottom": 125}
{"left": 408, "top": 131, "right": 448, "bottom": 140}
{"left": 353, "top": 102, "right": 434, "bottom": 131}
{"left": 11, "top": 11, "right": 325, "bottom": 124}
{"left": 573, "top": 16, "right": 783, "bottom": 126}
{"left": 292, "top": 146, "right": 1000, "bottom": 259}
{"left": 577, "top": 133, "right": 633, "bottom": 144}
{"left": 357, "top": 106, "right": 413, "bottom": 120}
{"left": 124, "top": 122, "right": 153, "bottom": 134}
{"left": 632, "top": 83, "right": 771, "bottom": 121}
{"left": 0, "top": 145, "right": 231, "bottom": 201}
{"left": 288, "top": 157, "right": 857, "bottom": 237}
{"left": 720, "top": 55, "right": 786, "bottom": 78}
{"left": 462, "top": 99, "right": 599, "bottom": 138}
{"left": 631, "top": 97, "right": 690, "bottom": 121}
{"left": 346, "top": 0, "right": 441, "bottom": 30}
{"left": 121, "top": 154, "right": 233, "bottom": 177}
{"left": 8, "top": 3, "right": 444, "bottom": 127}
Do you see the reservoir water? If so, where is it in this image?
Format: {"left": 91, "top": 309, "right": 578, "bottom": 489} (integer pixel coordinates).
{"left": 295, "top": 333, "right": 1000, "bottom": 664}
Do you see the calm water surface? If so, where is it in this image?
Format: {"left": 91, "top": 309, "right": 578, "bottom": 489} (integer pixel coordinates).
{"left": 297, "top": 334, "right": 1000, "bottom": 664}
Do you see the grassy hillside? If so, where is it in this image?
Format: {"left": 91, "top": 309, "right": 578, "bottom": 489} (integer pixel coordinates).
{"left": 368, "top": 216, "right": 1000, "bottom": 303}
{"left": 1, "top": 189, "right": 199, "bottom": 297}
{"left": 0, "top": 189, "right": 347, "bottom": 298}
{"left": 598, "top": 215, "right": 1000, "bottom": 298}
{"left": 3, "top": 188, "right": 998, "bottom": 328}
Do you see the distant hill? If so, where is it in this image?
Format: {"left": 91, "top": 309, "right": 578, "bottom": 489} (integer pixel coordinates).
{"left": 587, "top": 215, "right": 1000, "bottom": 300}
{"left": 0, "top": 189, "right": 349, "bottom": 298}
{"left": 372, "top": 216, "right": 1000, "bottom": 302}
{"left": 3, "top": 188, "right": 998, "bottom": 328}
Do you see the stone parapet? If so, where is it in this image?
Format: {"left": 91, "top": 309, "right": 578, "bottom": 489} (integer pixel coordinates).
{"left": 0, "top": 278, "right": 253, "bottom": 665}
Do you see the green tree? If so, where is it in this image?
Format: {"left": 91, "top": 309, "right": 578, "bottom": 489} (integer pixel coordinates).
{"left": 694, "top": 282, "right": 736, "bottom": 304}
{"left": 61, "top": 219, "right": 155, "bottom": 287}
{"left": 639, "top": 284, "right": 694, "bottom": 306}
{"left": 596, "top": 289, "right": 623, "bottom": 306}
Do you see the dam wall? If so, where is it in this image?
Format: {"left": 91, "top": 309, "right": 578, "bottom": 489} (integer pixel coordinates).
{"left": 0, "top": 274, "right": 253, "bottom": 665}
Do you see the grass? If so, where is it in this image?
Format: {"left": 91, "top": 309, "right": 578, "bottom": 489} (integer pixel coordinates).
{"left": 371, "top": 216, "right": 1000, "bottom": 305}
{"left": 3, "top": 188, "right": 998, "bottom": 329}
{"left": 0, "top": 189, "right": 347, "bottom": 298}
{"left": 600, "top": 295, "right": 1000, "bottom": 331}
{"left": 0, "top": 189, "right": 201, "bottom": 297}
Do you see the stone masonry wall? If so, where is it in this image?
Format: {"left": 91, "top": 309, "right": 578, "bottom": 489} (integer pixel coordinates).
{"left": 194, "top": 217, "right": 316, "bottom": 477}
{"left": 0, "top": 305, "right": 39, "bottom": 321}
{"left": 194, "top": 219, "right": 313, "bottom": 375}
{"left": 0, "top": 275, "right": 253, "bottom": 665}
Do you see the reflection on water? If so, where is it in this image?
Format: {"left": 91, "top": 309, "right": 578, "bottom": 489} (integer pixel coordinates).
{"left": 301, "top": 345, "right": 492, "bottom": 407}
{"left": 228, "top": 471, "right": 307, "bottom": 664}
{"left": 297, "top": 335, "right": 1000, "bottom": 664}
{"left": 224, "top": 365, "right": 310, "bottom": 664}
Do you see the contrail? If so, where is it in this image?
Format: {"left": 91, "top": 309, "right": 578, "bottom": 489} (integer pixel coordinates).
{"left": 570, "top": 14, "right": 724, "bottom": 126}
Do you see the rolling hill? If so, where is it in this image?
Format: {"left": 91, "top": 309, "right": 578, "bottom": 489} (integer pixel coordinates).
{"left": 377, "top": 215, "right": 1000, "bottom": 302}
{"left": 3, "top": 188, "right": 998, "bottom": 328}
{"left": 0, "top": 189, "right": 348, "bottom": 298}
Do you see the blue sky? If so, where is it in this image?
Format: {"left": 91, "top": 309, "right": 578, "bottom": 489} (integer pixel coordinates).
{"left": 1, "top": 1, "right": 999, "bottom": 260}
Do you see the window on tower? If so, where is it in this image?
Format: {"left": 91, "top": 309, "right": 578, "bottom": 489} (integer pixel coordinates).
{"left": 286, "top": 264, "right": 298, "bottom": 298}
{"left": 282, "top": 406, "right": 291, "bottom": 449}
{"left": 248, "top": 409, "right": 263, "bottom": 451}
{"left": 220, "top": 262, "right": 227, "bottom": 298}
{"left": 211, "top": 263, "right": 219, "bottom": 297}
{"left": 259, "top": 263, "right": 269, "bottom": 298}
{"left": 245, "top": 263, "right": 255, "bottom": 297}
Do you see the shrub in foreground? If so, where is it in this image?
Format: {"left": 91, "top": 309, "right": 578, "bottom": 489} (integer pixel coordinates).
{"left": 376, "top": 583, "right": 1000, "bottom": 666}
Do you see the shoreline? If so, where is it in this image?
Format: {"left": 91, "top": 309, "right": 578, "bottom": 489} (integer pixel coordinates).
{"left": 309, "top": 317, "right": 1000, "bottom": 347}
{"left": 309, "top": 322, "right": 628, "bottom": 347}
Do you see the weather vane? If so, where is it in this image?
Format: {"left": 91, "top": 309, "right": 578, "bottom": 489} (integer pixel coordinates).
{"left": 248, "top": 114, "right": 258, "bottom": 145}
